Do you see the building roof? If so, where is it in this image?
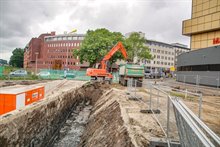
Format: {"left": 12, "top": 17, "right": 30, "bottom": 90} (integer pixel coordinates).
{"left": 146, "top": 39, "right": 190, "bottom": 50}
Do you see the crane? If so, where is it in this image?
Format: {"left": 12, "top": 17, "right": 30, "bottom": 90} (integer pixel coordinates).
{"left": 86, "top": 42, "right": 128, "bottom": 83}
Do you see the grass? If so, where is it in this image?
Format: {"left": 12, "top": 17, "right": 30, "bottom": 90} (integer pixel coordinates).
{"left": 169, "top": 91, "right": 196, "bottom": 101}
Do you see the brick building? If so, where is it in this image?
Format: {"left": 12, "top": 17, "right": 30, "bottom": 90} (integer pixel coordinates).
{"left": 24, "top": 32, "right": 88, "bottom": 71}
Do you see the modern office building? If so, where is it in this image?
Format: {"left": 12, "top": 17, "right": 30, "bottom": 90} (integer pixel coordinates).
{"left": 177, "top": 0, "right": 220, "bottom": 87}
{"left": 24, "top": 32, "right": 88, "bottom": 71}
{"left": 141, "top": 40, "right": 190, "bottom": 74}
{"left": 182, "top": 0, "right": 220, "bottom": 50}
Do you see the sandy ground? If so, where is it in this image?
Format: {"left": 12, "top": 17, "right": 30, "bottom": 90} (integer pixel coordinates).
{"left": 108, "top": 78, "right": 220, "bottom": 146}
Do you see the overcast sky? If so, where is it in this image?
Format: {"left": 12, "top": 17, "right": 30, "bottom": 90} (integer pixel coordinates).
{"left": 0, "top": 0, "right": 192, "bottom": 61}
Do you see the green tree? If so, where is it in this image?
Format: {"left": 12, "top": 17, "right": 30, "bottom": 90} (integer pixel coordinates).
{"left": 9, "top": 48, "right": 24, "bottom": 68}
{"left": 125, "top": 32, "right": 152, "bottom": 62}
{"left": 73, "top": 28, "right": 127, "bottom": 67}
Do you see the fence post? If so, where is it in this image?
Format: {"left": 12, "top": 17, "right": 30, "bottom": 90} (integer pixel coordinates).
{"left": 149, "top": 84, "right": 152, "bottom": 110}
{"left": 185, "top": 89, "right": 188, "bottom": 99}
{"left": 135, "top": 79, "right": 137, "bottom": 98}
{"left": 166, "top": 95, "right": 170, "bottom": 141}
{"left": 157, "top": 85, "right": 160, "bottom": 110}
{"left": 196, "top": 75, "right": 199, "bottom": 93}
{"left": 198, "top": 93, "right": 203, "bottom": 119}
{"left": 184, "top": 75, "right": 186, "bottom": 89}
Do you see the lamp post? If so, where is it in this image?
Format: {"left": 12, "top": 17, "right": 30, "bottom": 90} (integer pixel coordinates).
{"left": 35, "top": 52, "right": 39, "bottom": 74}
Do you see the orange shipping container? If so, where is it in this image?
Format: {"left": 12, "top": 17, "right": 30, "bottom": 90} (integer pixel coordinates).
{"left": 0, "top": 85, "right": 44, "bottom": 115}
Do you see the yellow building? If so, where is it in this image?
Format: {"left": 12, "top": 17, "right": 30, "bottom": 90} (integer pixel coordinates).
{"left": 182, "top": 0, "right": 220, "bottom": 50}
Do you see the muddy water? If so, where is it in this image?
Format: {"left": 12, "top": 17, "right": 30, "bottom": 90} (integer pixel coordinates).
{"left": 52, "top": 102, "right": 92, "bottom": 147}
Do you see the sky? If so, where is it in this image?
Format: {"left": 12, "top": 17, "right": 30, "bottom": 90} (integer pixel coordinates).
{"left": 0, "top": 0, "right": 192, "bottom": 62}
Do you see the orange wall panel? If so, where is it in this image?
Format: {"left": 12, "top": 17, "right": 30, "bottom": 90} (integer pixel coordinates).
{"left": 0, "top": 94, "right": 5, "bottom": 115}
{"left": 4, "top": 94, "right": 16, "bottom": 114}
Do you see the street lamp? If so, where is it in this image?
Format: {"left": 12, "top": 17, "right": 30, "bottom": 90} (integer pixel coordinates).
{"left": 35, "top": 52, "right": 39, "bottom": 74}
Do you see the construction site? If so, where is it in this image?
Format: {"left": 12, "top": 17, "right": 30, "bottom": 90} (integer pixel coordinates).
{"left": 1, "top": 0, "right": 220, "bottom": 146}
{"left": 0, "top": 77, "right": 220, "bottom": 147}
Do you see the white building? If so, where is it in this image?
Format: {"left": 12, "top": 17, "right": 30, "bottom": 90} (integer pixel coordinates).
{"left": 141, "top": 40, "right": 190, "bottom": 73}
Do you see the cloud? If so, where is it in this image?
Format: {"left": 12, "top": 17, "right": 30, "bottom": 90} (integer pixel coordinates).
{"left": 0, "top": 0, "right": 191, "bottom": 61}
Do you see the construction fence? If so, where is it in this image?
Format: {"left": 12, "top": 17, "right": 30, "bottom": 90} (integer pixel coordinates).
{"left": 0, "top": 66, "right": 4, "bottom": 77}
{"left": 126, "top": 79, "right": 220, "bottom": 146}
{"left": 38, "top": 69, "right": 120, "bottom": 82}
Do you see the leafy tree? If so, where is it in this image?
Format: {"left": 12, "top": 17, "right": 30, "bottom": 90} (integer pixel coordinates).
{"left": 73, "top": 28, "right": 127, "bottom": 67}
{"left": 9, "top": 48, "right": 24, "bottom": 68}
{"left": 125, "top": 32, "right": 152, "bottom": 62}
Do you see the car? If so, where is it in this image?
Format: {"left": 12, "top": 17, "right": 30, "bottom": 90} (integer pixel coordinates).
{"left": 9, "top": 70, "right": 27, "bottom": 77}
{"left": 37, "top": 71, "right": 50, "bottom": 77}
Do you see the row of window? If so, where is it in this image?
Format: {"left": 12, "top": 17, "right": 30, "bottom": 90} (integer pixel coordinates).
{"left": 48, "top": 49, "right": 74, "bottom": 53}
{"left": 45, "top": 61, "right": 79, "bottom": 65}
{"left": 45, "top": 36, "right": 84, "bottom": 42}
{"left": 48, "top": 55, "right": 75, "bottom": 59}
{"left": 177, "top": 64, "right": 220, "bottom": 71}
{"left": 154, "top": 55, "right": 174, "bottom": 60}
{"left": 154, "top": 61, "right": 174, "bottom": 66}
{"left": 147, "top": 43, "right": 173, "bottom": 49}
{"left": 151, "top": 48, "right": 174, "bottom": 55}
{"left": 47, "top": 42, "right": 81, "bottom": 48}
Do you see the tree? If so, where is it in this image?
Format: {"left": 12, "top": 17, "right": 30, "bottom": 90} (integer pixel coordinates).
{"left": 73, "top": 28, "right": 127, "bottom": 67}
{"left": 9, "top": 48, "right": 24, "bottom": 68}
{"left": 125, "top": 32, "right": 152, "bottom": 62}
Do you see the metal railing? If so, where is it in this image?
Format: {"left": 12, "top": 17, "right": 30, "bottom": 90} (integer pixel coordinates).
{"left": 126, "top": 78, "right": 220, "bottom": 147}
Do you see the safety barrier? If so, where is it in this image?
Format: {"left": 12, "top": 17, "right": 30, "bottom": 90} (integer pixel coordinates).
{"left": 126, "top": 79, "right": 220, "bottom": 147}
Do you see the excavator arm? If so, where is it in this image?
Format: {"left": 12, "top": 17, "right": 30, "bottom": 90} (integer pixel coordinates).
{"left": 101, "top": 42, "right": 127, "bottom": 70}
{"left": 86, "top": 41, "right": 128, "bottom": 82}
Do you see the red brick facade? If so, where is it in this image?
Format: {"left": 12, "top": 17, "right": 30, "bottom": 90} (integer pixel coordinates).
{"left": 24, "top": 32, "right": 87, "bottom": 71}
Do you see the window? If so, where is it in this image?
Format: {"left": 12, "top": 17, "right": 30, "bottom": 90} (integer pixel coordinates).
{"left": 161, "top": 56, "right": 164, "bottom": 59}
{"left": 58, "top": 37, "right": 62, "bottom": 40}
{"left": 157, "top": 61, "right": 160, "bottom": 64}
{"left": 68, "top": 37, "right": 72, "bottom": 40}
{"left": 168, "top": 57, "right": 170, "bottom": 60}
{"left": 74, "top": 43, "right": 76, "bottom": 46}
{"left": 165, "top": 57, "right": 167, "bottom": 60}
{"left": 165, "top": 51, "right": 167, "bottom": 54}
{"left": 157, "top": 50, "right": 160, "bottom": 53}
{"left": 157, "top": 55, "right": 160, "bottom": 59}
{"left": 73, "top": 37, "right": 77, "bottom": 40}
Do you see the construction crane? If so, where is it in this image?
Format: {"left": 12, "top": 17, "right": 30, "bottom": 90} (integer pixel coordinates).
{"left": 86, "top": 42, "right": 128, "bottom": 83}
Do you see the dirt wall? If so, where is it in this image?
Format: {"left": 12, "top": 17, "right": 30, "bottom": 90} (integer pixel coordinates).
{"left": 0, "top": 82, "right": 104, "bottom": 147}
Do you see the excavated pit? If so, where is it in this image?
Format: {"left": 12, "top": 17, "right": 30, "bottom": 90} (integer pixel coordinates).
{"left": 0, "top": 82, "right": 134, "bottom": 147}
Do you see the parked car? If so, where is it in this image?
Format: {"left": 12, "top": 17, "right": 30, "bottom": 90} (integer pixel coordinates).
{"left": 37, "top": 71, "right": 50, "bottom": 77}
{"left": 9, "top": 70, "right": 27, "bottom": 77}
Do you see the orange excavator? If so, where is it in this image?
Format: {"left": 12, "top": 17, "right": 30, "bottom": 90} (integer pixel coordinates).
{"left": 86, "top": 42, "right": 128, "bottom": 83}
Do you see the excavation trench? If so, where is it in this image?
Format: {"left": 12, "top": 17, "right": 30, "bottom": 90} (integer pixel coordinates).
{"left": 0, "top": 82, "right": 134, "bottom": 147}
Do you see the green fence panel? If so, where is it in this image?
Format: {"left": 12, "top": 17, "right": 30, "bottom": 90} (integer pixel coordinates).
{"left": 0, "top": 66, "right": 4, "bottom": 77}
